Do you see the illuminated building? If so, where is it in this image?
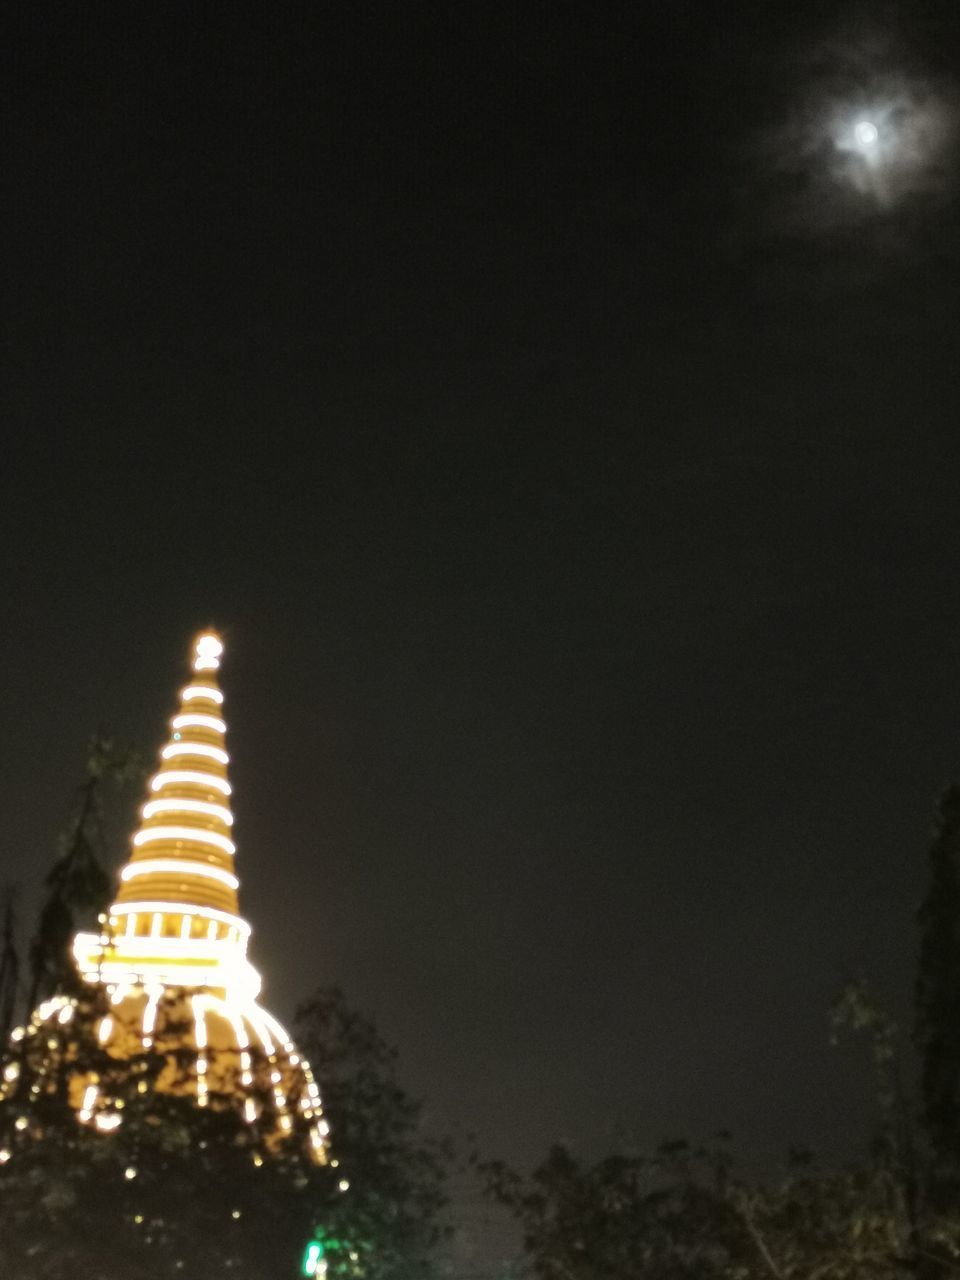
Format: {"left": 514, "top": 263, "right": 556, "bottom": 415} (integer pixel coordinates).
{"left": 4, "top": 631, "right": 329, "bottom": 1160}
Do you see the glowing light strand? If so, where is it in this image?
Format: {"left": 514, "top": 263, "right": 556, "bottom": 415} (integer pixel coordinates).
{"left": 161, "top": 742, "right": 229, "bottom": 764}
{"left": 142, "top": 797, "right": 234, "bottom": 825}
{"left": 109, "top": 901, "right": 250, "bottom": 938}
{"left": 181, "top": 685, "right": 224, "bottom": 705}
{"left": 151, "top": 769, "right": 232, "bottom": 796}
{"left": 133, "top": 826, "right": 236, "bottom": 856}
{"left": 121, "top": 858, "right": 239, "bottom": 890}
{"left": 172, "top": 713, "right": 227, "bottom": 734}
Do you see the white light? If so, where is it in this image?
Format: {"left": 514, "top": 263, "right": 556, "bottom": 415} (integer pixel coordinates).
{"left": 151, "top": 769, "right": 232, "bottom": 796}
{"left": 124, "top": 1166, "right": 137, "bottom": 1180}
{"left": 854, "top": 120, "right": 879, "bottom": 148}
{"left": 122, "top": 858, "right": 239, "bottom": 889}
{"left": 161, "top": 742, "right": 229, "bottom": 765}
{"left": 181, "top": 914, "right": 193, "bottom": 939}
{"left": 182, "top": 685, "right": 224, "bottom": 705}
{"left": 206, "top": 994, "right": 249, "bottom": 1050}
{"left": 57, "top": 1004, "right": 74, "bottom": 1024}
{"left": 142, "top": 797, "right": 233, "bottom": 825}
{"left": 143, "top": 985, "right": 163, "bottom": 1037}
{"left": 338, "top": 1179, "right": 350, "bottom": 1192}
{"left": 259, "top": 1008, "right": 293, "bottom": 1051}
{"left": 98, "top": 1017, "right": 114, "bottom": 1044}
{"left": 172, "top": 713, "right": 227, "bottom": 734}
{"left": 95, "top": 1113, "right": 122, "bottom": 1132}
{"left": 193, "top": 997, "right": 208, "bottom": 1050}
{"left": 82, "top": 1084, "right": 99, "bottom": 1112}
{"left": 133, "top": 826, "right": 236, "bottom": 856}
{"left": 3, "top": 1063, "right": 19, "bottom": 1083}
{"left": 196, "top": 634, "right": 223, "bottom": 658}
{"left": 244, "top": 1098, "right": 257, "bottom": 1122}
{"left": 244, "top": 1007, "right": 276, "bottom": 1055}
{"left": 0, "top": 1150, "right": 10, "bottom": 1163}
{"left": 108, "top": 902, "right": 250, "bottom": 938}
{"left": 194, "top": 634, "right": 223, "bottom": 672}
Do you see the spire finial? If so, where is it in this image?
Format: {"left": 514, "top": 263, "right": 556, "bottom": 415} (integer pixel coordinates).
{"left": 192, "top": 631, "right": 223, "bottom": 673}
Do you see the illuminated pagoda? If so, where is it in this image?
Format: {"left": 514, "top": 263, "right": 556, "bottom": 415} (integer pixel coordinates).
{"left": 4, "top": 631, "right": 329, "bottom": 1162}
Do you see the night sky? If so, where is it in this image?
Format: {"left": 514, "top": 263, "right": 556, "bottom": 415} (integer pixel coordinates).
{"left": 5, "top": 1, "right": 960, "bottom": 1269}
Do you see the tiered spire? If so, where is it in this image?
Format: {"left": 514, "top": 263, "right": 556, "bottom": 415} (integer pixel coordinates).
{"left": 60, "top": 630, "right": 330, "bottom": 1161}
{"left": 74, "top": 631, "right": 259, "bottom": 999}
{"left": 117, "top": 632, "right": 237, "bottom": 919}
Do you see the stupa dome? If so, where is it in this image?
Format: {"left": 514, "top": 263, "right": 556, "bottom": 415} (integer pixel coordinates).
{"left": 5, "top": 632, "right": 329, "bottom": 1161}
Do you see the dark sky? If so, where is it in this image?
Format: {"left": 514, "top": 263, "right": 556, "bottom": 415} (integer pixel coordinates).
{"left": 5, "top": 0, "right": 960, "bottom": 1270}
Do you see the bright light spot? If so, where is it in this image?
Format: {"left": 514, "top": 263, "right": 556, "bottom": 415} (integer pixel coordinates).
{"left": 194, "top": 633, "right": 223, "bottom": 671}
{"left": 303, "top": 1242, "right": 324, "bottom": 1276}
{"left": 338, "top": 1178, "right": 350, "bottom": 1192}
{"left": 854, "top": 120, "right": 879, "bottom": 148}
{"left": 124, "top": 1166, "right": 138, "bottom": 1180}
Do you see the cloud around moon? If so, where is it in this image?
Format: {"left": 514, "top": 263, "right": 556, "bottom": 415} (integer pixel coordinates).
{"left": 742, "top": 14, "right": 960, "bottom": 239}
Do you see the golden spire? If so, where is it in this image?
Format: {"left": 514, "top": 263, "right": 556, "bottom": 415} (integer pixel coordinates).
{"left": 54, "top": 630, "right": 331, "bottom": 1160}
{"left": 116, "top": 631, "right": 237, "bottom": 920}
{"left": 74, "top": 630, "right": 258, "bottom": 999}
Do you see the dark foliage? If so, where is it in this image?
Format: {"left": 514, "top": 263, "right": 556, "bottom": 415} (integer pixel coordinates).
{"left": 295, "top": 986, "right": 450, "bottom": 1279}
{"left": 483, "top": 783, "right": 960, "bottom": 1280}
{"left": 915, "top": 785, "right": 960, "bottom": 1169}
{"left": 27, "top": 736, "right": 141, "bottom": 1011}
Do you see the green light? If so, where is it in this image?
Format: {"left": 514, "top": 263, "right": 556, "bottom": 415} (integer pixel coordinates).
{"left": 302, "top": 1241, "right": 324, "bottom": 1276}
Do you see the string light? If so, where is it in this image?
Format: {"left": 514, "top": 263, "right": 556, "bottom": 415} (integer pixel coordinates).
{"left": 172, "top": 713, "right": 227, "bottom": 734}
{"left": 151, "top": 769, "right": 232, "bottom": 796}
{"left": 133, "top": 825, "right": 236, "bottom": 856}
{"left": 122, "top": 857, "right": 239, "bottom": 888}
{"left": 181, "top": 685, "right": 224, "bottom": 705}
{"left": 142, "top": 797, "right": 234, "bottom": 825}
{"left": 108, "top": 901, "right": 250, "bottom": 938}
{"left": 161, "top": 742, "right": 229, "bottom": 765}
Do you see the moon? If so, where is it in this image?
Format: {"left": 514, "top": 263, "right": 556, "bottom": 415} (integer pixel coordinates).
{"left": 854, "top": 120, "right": 879, "bottom": 148}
